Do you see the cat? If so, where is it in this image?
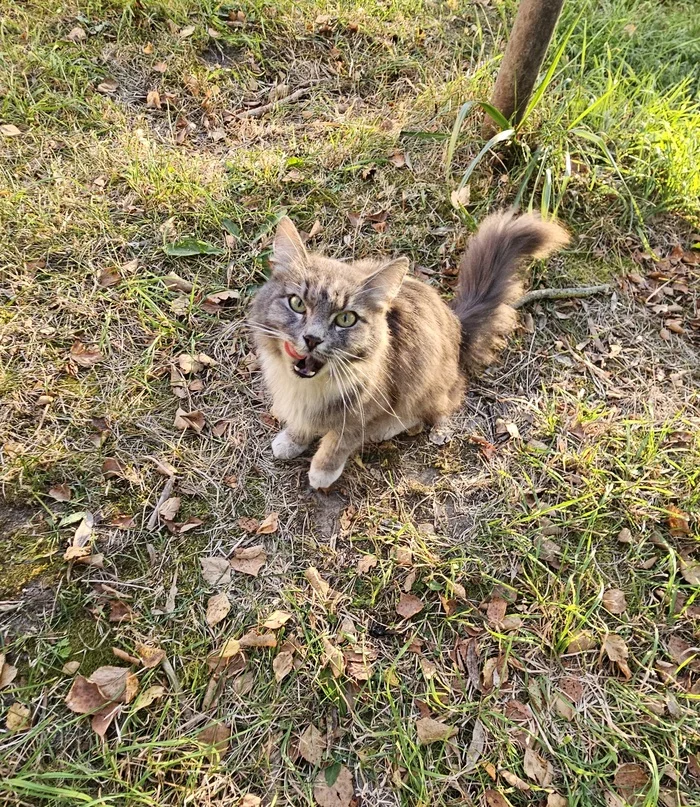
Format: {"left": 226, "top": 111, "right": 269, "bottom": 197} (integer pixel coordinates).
{"left": 249, "top": 211, "right": 569, "bottom": 489}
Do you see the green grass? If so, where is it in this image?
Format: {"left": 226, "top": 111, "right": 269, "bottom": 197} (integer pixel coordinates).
{"left": 1, "top": 0, "right": 699, "bottom": 805}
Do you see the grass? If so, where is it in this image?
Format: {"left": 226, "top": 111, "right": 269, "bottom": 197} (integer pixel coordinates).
{"left": 1, "top": 0, "right": 699, "bottom": 805}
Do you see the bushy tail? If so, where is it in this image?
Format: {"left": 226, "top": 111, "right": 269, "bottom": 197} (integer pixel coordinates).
{"left": 453, "top": 210, "right": 569, "bottom": 373}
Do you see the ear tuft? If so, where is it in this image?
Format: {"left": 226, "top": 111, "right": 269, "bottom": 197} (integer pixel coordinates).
{"left": 363, "top": 257, "right": 409, "bottom": 307}
{"left": 272, "top": 216, "right": 307, "bottom": 271}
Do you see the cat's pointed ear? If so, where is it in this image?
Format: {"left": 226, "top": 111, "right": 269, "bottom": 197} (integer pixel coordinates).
{"left": 363, "top": 257, "right": 409, "bottom": 307}
{"left": 272, "top": 216, "right": 307, "bottom": 272}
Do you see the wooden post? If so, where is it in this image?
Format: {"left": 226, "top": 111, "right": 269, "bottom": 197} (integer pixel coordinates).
{"left": 483, "top": 0, "right": 565, "bottom": 137}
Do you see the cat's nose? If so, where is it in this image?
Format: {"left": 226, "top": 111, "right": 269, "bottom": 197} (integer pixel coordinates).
{"left": 303, "top": 334, "right": 323, "bottom": 351}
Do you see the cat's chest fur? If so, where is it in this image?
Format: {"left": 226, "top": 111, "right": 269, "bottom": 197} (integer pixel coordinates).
{"left": 259, "top": 348, "right": 340, "bottom": 434}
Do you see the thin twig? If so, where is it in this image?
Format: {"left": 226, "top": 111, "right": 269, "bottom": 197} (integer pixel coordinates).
{"left": 146, "top": 476, "right": 175, "bottom": 530}
{"left": 236, "top": 83, "right": 320, "bottom": 119}
{"left": 513, "top": 284, "right": 610, "bottom": 309}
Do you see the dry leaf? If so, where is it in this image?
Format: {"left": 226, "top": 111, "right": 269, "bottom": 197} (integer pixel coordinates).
{"left": 667, "top": 505, "right": 690, "bottom": 535}
{"left": 487, "top": 596, "right": 507, "bottom": 625}
{"left": 201, "top": 556, "right": 232, "bottom": 586}
{"left": 263, "top": 610, "right": 292, "bottom": 630}
{"left": 484, "top": 791, "right": 511, "bottom": 807}
{"left": 207, "top": 638, "right": 241, "bottom": 673}
{"left": 500, "top": 770, "right": 530, "bottom": 791}
{"left": 603, "top": 634, "right": 632, "bottom": 680}
{"left": 158, "top": 496, "right": 181, "bottom": 521}
{"left": 450, "top": 186, "right": 470, "bottom": 208}
{"left": 238, "top": 516, "right": 260, "bottom": 533}
{"left": 416, "top": 717, "right": 457, "bottom": 744}
{"left": 70, "top": 341, "right": 103, "bottom": 367}
{"left": 504, "top": 700, "right": 532, "bottom": 722}
{"left": 617, "top": 527, "right": 633, "bottom": 544}
{"left": 548, "top": 795, "right": 568, "bottom": 807}
{"left": 230, "top": 545, "right": 267, "bottom": 577}
{"left": 206, "top": 592, "right": 231, "bottom": 627}
{"left": 133, "top": 685, "right": 166, "bottom": 712}
{"left": 396, "top": 593, "right": 424, "bottom": 619}
{"left": 240, "top": 797, "right": 261, "bottom": 807}
{"left": 198, "top": 721, "right": 230, "bottom": 758}
{"left": 614, "top": 763, "right": 649, "bottom": 799}
{"left": 62, "top": 661, "right": 80, "bottom": 675}
{"left": 97, "top": 77, "right": 119, "bottom": 94}
{"left": 113, "top": 647, "right": 139, "bottom": 665}
{"left": 174, "top": 408, "right": 205, "bottom": 433}
{"left": 553, "top": 693, "right": 575, "bottom": 721}
{"left": 306, "top": 567, "right": 331, "bottom": 598}
{"left": 273, "top": 650, "right": 294, "bottom": 682}
{"left": 102, "top": 457, "right": 128, "bottom": 480}
{"left": 239, "top": 631, "right": 276, "bottom": 649}
{"left": 67, "top": 26, "right": 87, "bottom": 42}
{"left": 357, "top": 554, "right": 378, "bottom": 574}
{"left": 566, "top": 631, "right": 598, "bottom": 653}
{"left": 321, "top": 636, "right": 345, "bottom": 678}
{"left": 465, "top": 719, "right": 485, "bottom": 769}
{"left": 146, "top": 89, "right": 161, "bottom": 109}
{"left": 560, "top": 676, "right": 584, "bottom": 703}
{"left": 48, "top": 483, "right": 71, "bottom": 502}
{"left": 679, "top": 556, "right": 700, "bottom": 586}
{"left": 393, "top": 547, "right": 413, "bottom": 567}
{"left": 298, "top": 723, "right": 324, "bottom": 765}
{"left": 256, "top": 512, "right": 279, "bottom": 534}
{"left": 0, "top": 123, "right": 22, "bottom": 137}
{"left": 153, "top": 61, "right": 167, "bottom": 73}
{"left": 523, "top": 747, "right": 553, "bottom": 786}
{"left": 179, "top": 24, "right": 196, "bottom": 38}
{"left": 6, "top": 702, "right": 31, "bottom": 732}
{"left": 602, "top": 588, "right": 627, "bottom": 614}
{"left": 313, "top": 765, "right": 354, "bottom": 807}
{"left": 109, "top": 600, "right": 135, "bottom": 623}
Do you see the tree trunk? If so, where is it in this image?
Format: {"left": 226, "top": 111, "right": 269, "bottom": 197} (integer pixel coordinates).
{"left": 483, "top": 0, "right": 565, "bottom": 137}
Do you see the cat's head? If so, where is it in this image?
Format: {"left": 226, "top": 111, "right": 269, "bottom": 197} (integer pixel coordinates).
{"left": 250, "top": 217, "right": 408, "bottom": 379}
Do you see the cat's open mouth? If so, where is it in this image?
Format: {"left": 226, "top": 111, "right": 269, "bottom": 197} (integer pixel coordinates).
{"left": 293, "top": 355, "right": 325, "bottom": 378}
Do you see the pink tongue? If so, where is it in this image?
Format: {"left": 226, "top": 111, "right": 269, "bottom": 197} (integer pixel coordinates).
{"left": 284, "top": 341, "right": 305, "bottom": 360}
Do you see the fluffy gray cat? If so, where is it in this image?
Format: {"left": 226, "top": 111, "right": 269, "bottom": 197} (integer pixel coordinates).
{"left": 250, "top": 212, "right": 568, "bottom": 488}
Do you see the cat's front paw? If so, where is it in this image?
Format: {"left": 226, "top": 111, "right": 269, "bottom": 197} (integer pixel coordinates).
{"left": 308, "top": 462, "right": 345, "bottom": 490}
{"left": 271, "top": 429, "right": 309, "bottom": 460}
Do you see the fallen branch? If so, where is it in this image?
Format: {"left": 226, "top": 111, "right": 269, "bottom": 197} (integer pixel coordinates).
{"left": 514, "top": 284, "right": 610, "bottom": 309}
{"left": 236, "top": 83, "right": 320, "bottom": 119}
{"left": 146, "top": 476, "right": 175, "bottom": 530}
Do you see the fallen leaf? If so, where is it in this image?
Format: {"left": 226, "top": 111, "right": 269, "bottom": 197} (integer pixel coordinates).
{"left": 667, "top": 506, "right": 690, "bottom": 535}
{"left": 548, "top": 795, "right": 568, "bottom": 807}
{"left": 109, "top": 514, "right": 135, "bottom": 528}
{"left": 143, "top": 41, "right": 154, "bottom": 54}
{"left": 6, "top": 702, "right": 31, "bottom": 732}
{"left": 257, "top": 512, "right": 279, "bottom": 534}
{"left": 97, "top": 77, "right": 119, "bottom": 94}
{"left": 146, "top": 89, "right": 161, "bottom": 109}
{"left": 158, "top": 496, "right": 181, "bottom": 521}
{"left": 263, "top": 610, "right": 292, "bottom": 630}
{"left": 679, "top": 556, "right": 700, "bottom": 586}
{"left": 393, "top": 547, "right": 413, "bottom": 566}
{"left": 201, "top": 556, "right": 232, "bottom": 586}
{"left": 0, "top": 124, "right": 22, "bottom": 137}
{"left": 133, "top": 685, "right": 166, "bottom": 712}
{"left": 688, "top": 753, "right": 700, "bottom": 780}
{"left": 602, "top": 588, "right": 628, "bottom": 615}
{"left": 388, "top": 150, "right": 406, "bottom": 168}
{"left": 179, "top": 24, "right": 195, "bottom": 38}
{"left": 153, "top": 61, "right": 167, "bottom": 73}
{"left": 465, "top": 719, "right": 485, "bottom": 769}
{"left": 499, "top": 770, "right": 530, "bottom": 791}
{"left": 174, "top": 408, "right": 205, "bottom": 433}
{"left": 113, "top": 647, "right": 139, "bottom": 665}
{"left": 306, "top": 567, "right": 331, "bottom": 598}
{"left": 165, "top": 572, "right": 178, "bottom": 614}
{"left": 321, "top": 636, "right": 345, "bottom": 678}
{"left": 614, "top": 763, "right": 649, "bottom": 800}
{"left": 63, "top": 512, "right": 94, "bottom": 561}
{"left": 484, "top": 791, "right": 511, "bottom": 807}
{"left": 313, "top": 764, "right": 353, "bottom": 807}
{"left": 566, "top": 631, "right": 598, "bottom": 653}
{"left": 48, "top": 483, "right": 71, "bottom": 502}
{"left": 524, "top": 747, "right": 553, "bottom": 786}
{"left": 240, "top": 797, "right": 261, "bottom": 807}
{"left": 553, "top": 692, "right": 575, "bottom": 721}
{"left": 396, "top": 593, "right": 424, "bottom": 619}
{"left": 603, "top": 634, "right": 632, "bottom": 680}
{"left": 70, "top": 341, "right": 103, "bottom": 367}
{"left": 487, "top": 596, "right": 507, "bottom": 625}
{"left": 617, "top": 528, "right": 633, "bottom": 544}
{"left": 482, "top": 655, "right": 509, "bottom": 691}
{"left": 109, "top": 600, "right": 135, "bottom": 623}
{"left": 273, "top": 650, "right": 294, "bottom": 682}
{"left": 207, "top": 638, "right": 242, "bottom": 674}
{"left": 102, "top": 458, "right": 128, "bottom": 480}
{"left": 206, "top": 592, "right": 231, "bottom": 627}
{"left": 198, "top": 721, "right": 230, "bottom": 758}
{"left": 236, "top": 630, "right": 275, "bottom": 650}
{"left": 298, "top": 723, "right": 325, "bottom": 765}
{"left": 62, "top": 661, "right": 80, "bottom": 675}
{"left": 416, "top": 717, "right": 457, "bottom": 745}
{"left": 230, "top": 545, "right": 267, "bottom": 577}
{"left": 97, "top": 266, "right": 120, "bottom": 287}
{"left": 162, "top": 273, "right": 193, "bottom": 293}
{"left": 237, "top": 516, "right": 260, "bottom": 533}
{"left": 504, "top": 700, "right": 532, "bottom": 722}
{"left": 357, "top": 554, "right": 378, "bottom": 574}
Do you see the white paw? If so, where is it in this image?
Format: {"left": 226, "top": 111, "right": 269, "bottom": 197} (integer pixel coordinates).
{"left": 271, "top": 430, "right": 309, "bottom": 460}
{"left": 308, "top": 463, "right": 345, "bottom": 490}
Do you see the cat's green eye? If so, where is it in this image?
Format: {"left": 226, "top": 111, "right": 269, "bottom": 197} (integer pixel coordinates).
{"left": 288, "top": 295, "right": 306, "bottom": 314}
{"left": 335, "top": 311, "right": 358, "bottom": 328}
